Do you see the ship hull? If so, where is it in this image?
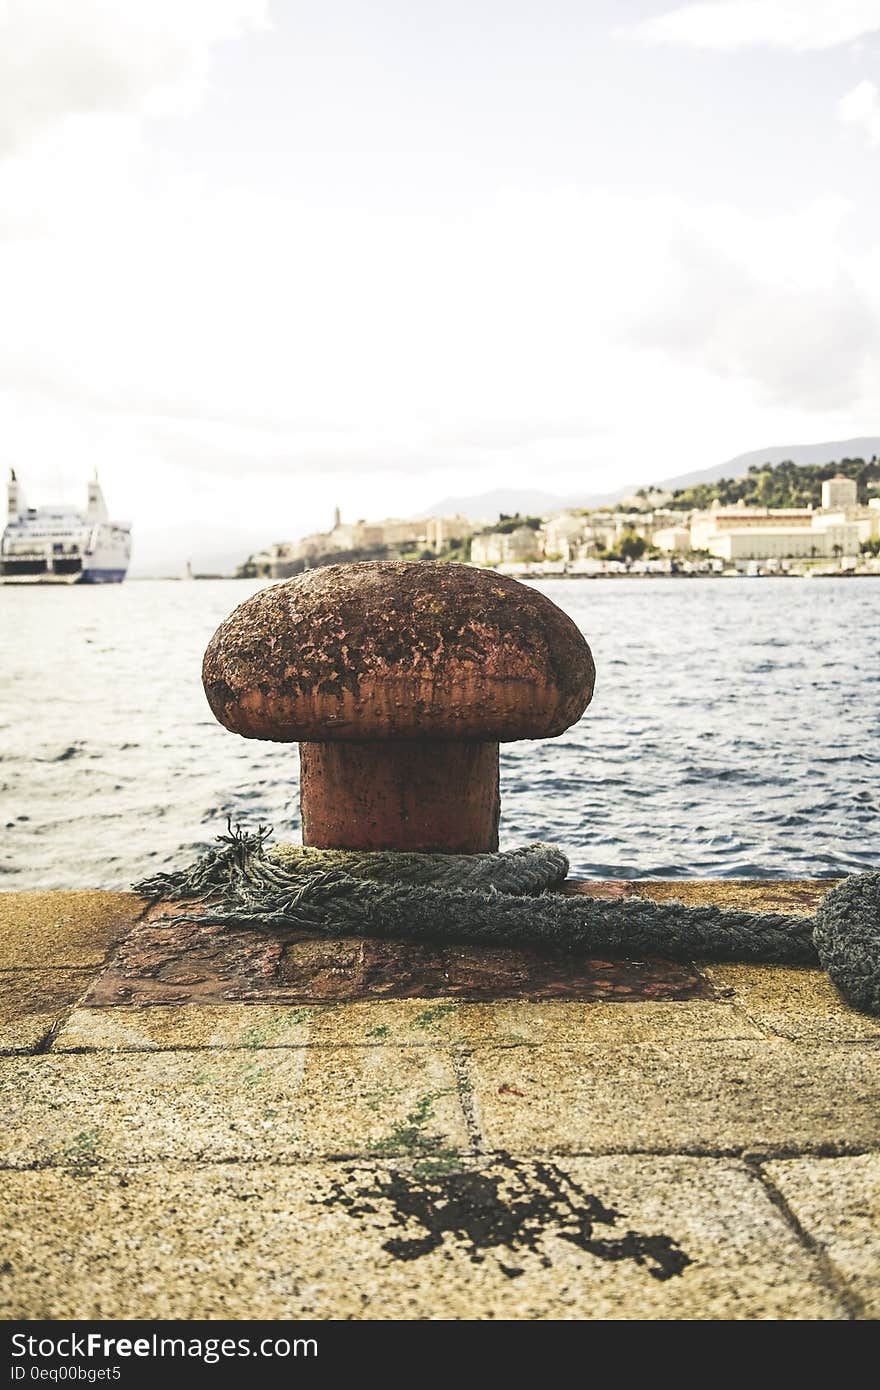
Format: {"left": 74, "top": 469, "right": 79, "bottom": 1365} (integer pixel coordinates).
{"left": 0, "top": 567, "right": 127, "bottom": 585}
{"left": 79, "top": 568, "right": 127, "bottom": 584}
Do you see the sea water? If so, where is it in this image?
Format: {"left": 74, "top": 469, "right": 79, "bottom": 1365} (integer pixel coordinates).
{"left": 1, "top": 576, "right": 877, "bottom": 887}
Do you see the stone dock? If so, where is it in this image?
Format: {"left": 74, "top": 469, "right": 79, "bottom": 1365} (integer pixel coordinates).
{"left": 0, "top": 878, "right": 878, "bottom": 1320}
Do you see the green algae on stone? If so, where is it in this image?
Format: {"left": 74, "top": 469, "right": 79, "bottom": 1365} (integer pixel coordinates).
{"left": 367, "top": 1090, "right": 457, "bottom": 1158}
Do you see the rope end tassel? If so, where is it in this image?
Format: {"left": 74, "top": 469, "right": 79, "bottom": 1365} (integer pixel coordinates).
{"left": 135, "top": 824, "right": 880, "bottom": 1018}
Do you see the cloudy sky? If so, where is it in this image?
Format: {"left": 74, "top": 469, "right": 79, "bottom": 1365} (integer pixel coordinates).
{"left": 2, "top": 1, "right": 880, "bottom": 572}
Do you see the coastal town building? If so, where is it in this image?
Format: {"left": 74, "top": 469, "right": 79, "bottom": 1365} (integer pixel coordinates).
{"left": 246, "top": 509, "right": 478, "bottom": 578}
{"left": 817, "top": 508, "right": 880, "bottom": 544}
{"left": 689, "top": 503, "right": 815, "bottom": 552}
{"left": 588, "top": 509, "right": 680, "bottom": 548}
{"left": 424, "top": 514, "right": 476, "bottom": 552}
{"left": 652, "top": 526, "right": 691, "bottom": 554}
{"left": 821, "top": 474, "right": 858, "bottom": 510}
{"left": 467, "top": 506, "right": 688, "bottom": 570}
{"left": 244, "top": 475, "right": 880, "bottom": 581}
{"left": 471, "top": 525, "right": 545, "bottom": 567}
{"left": 312, "top": 515, "right": 426, "bottom": 552}
{"left": 705, "top": 524, "right": 858, "bottom": 563}
{"left": 683, "top": 490, "right": 878, "bottom": 564}
{"left": 542, "top": 513, "right": 593, "bottom": 561}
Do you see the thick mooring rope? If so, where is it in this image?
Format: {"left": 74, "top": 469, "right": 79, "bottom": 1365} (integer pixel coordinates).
{"left": 135, "top": 824, "right": 880, "bottom": 1017}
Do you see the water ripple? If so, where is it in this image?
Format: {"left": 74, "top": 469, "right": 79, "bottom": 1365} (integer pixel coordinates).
{"left": 0, "top": 575, "right": 878, "bottom": 887}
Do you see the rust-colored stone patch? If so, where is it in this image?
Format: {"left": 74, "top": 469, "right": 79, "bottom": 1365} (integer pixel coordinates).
{"left": 83, "top": 896, "right": 707, "bottom": 1006}
{"left": 81, "top": 880, "right": 832, "bottom": 1009}
{"left": 276, "top": 936, "right": 705, "bottom": 1002}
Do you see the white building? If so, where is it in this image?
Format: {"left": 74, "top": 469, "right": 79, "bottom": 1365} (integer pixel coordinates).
{"left": 690, "top": 502, "right": 815, "bottom": 551}
{"left": 652, "top": 526, "right": 691, "bottom": 554}
{"left": 690, "top": 492, "right": 866, "bottom": 563}
{"left": 423, "top": 514, "right": 476, "bottom": 552}
{"left": 470, "top": 533, "right": 503, "bottom": 566}
{"left": 470, "top": 526, "right": 544, "bottom": 567}
{"left": 818, "top": 508, "right": 880, "bottom": 543}
{"left": 542, "top": 512, "right": 592, "bottom": 561}
{"left": 706, "top": 520, "right": 861, "bottom": 562}
{"left": 821, "top": 475, "right": 858, "bottom": 510}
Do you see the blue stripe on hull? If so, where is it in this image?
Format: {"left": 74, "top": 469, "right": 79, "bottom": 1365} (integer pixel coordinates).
{"left": 79, "top": 569, "right": 127, "bottom": 584}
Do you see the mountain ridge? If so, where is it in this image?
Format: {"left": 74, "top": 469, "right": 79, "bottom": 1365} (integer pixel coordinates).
{"left": 422, "top": 435, "right": 880, "bottom": 521}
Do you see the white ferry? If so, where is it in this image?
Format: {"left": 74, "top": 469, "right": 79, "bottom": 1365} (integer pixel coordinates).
{"left": 2, "top": 471, "right": 132, "bottom": 584}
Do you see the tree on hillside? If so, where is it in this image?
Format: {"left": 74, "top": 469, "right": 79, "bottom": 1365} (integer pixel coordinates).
{"left": 665, "top": 456, "right": 880, "bottom": 511}
{"left": 619, "top": 532, "right": 647, "bottom": 561}
{"left": 493, "top": 514, "right": 544, "bottom": 534}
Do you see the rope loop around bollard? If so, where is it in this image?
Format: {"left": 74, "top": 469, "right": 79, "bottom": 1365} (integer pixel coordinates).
{"left": 135, "top": 824, "right": 880, "bottom": 1018}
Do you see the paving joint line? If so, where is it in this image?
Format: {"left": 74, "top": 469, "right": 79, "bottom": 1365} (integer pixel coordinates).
{"left": 451, "top": 1046, "right": 483, "bottom": 1155}
{"left": 2, "top": 1144, "right": 878, "bottom": 1173}
{"left": 749, "top": 1158, "right": 867, "bottom": 1320}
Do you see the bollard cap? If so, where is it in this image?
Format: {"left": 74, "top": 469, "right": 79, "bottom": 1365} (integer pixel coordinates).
{"left": 203, "top": 561, "right": 595, "bottom": 742}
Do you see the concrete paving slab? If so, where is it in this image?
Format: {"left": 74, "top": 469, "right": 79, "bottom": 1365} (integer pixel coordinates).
{"left": 0, "top": 1157, "right": 845, "bottom": 1320}
{"left": 0, "top": 970, "right": 94, "bottom": 1053}
{"left": 0, "top": 891, "right": 145, "bottom": 969}
{"left": 0, "top": 1048, "right": 467, "bottom": 1167}
{"left": 453, "top": 998, "right": 762, "bottom": 1046}
{"left": 53, "top": 1003, "right": 318, "bottom": 1052}
{"left": 466, "top": 1040, "right": 880, "bottom": 1156}
{"left": 765, "top": 1154, "right": 880, "bottom": 1317}
{"left": 705, "top": 964, "right": 880, "bottom": 1043}
{"left": 53, "top": 995, "right": 760, "bottom": 1052}
{"left": 0, "top": 882, "right": 874, "bottom": 1321}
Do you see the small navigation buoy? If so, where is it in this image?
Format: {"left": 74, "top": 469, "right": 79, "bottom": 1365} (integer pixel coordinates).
{"left": 201, "top": 561, "right": 595, "bottom": 852}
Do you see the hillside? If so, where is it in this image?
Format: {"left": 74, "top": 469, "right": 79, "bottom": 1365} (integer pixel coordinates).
{"left": 422, "top": 436, "right": 880, "bottom": 521}
{"left": 654, "top": 436, "right": 880, "bottom": 494}
{"left": 667, "top": 455, "right": 880, "bottom": 511}
{"left": 420, "top": 485, "right": 628, "bottom": 521}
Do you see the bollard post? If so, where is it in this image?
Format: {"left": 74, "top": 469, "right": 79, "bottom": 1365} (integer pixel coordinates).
{"left": 202, "top": 561, "right": 595, "bottom": 853}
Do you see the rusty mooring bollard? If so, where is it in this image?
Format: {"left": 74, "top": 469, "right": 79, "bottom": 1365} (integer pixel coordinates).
{"left": 202, "top": 561, "right": 595, "bottom": 853}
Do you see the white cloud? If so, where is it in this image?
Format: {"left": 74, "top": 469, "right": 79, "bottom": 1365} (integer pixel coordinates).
{"left": 625, "top": 197, "right": 880, "bottom": 411}
{"left": 622, "top": 1, "right": 880, "bottom": 52}
{"left": 1, "top": 2, "right": 878, "bottom": 573}
{"left": 0, "top": 0, "right": 268, "bottom": 154}
{"left": 4, "top": 174, "right": 876, "bottom": 491}
{"left": 839, "top": 79, "right": 880, "bottom": 144}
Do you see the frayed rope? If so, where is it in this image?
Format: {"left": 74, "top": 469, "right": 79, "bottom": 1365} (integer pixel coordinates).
{"left": 135, "top": 822, "right": 880, "bottom": 1017}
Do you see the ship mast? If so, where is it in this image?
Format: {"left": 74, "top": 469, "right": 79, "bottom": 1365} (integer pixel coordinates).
{"left": 7, "top": 469, "right": 25, "bottom": 521}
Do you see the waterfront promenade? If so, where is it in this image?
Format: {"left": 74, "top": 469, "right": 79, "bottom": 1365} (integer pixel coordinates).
{"left": 1, "top": 876, "right": 878, "bottom": 1320}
